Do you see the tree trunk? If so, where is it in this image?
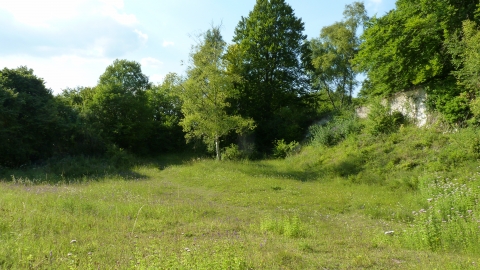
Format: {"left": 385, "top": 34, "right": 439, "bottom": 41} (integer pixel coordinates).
{"left": 215, "top": 135, "right": 221, "bottom": 161}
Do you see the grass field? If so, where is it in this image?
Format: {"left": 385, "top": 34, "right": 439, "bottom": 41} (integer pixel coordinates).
{"left": 1, "top": 126, "right": 480, "bottom": 269}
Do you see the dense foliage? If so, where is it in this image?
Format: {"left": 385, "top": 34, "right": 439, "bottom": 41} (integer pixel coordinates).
{"left": 178, "top": 27, "right": 254, "bottom": 160}
{"left": 0, "top": 67, "right": 62, "bottom": 167}
{"left": 5, "top": 1, "right": 480, "bottom": 267}
{"left": 352, "top": 0, "right": 480, "bottom": 125}
{"left": 310, "top": 2, "right": 368, "bottom": 111}
{"left": 355, "top": 0, "right": 478, "bottom": 96}
{"left": 228, "top": 0, "right": 315, "bottom": 152}
{"left": 3, "top": 0, "right": 480, "bottom": 166}
{"left": 89, "top": 60, "right": 153, "bottom": 153}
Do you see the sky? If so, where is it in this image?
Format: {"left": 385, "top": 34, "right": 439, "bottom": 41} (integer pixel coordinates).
{"left": 0, "top": 0, "right": 396, "bottom": 94}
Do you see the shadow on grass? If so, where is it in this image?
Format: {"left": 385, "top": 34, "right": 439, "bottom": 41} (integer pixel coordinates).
{"left": 233, "top": 154, "right": 366, "bottom": 183}
{"left": 0, "top": 152, "right": 199, "bottom": 184}
{"left": 332, "top": 155, "right": 365, "bottom": 178}
{"left": 232, "top": 161, "right": 322, "bottom": 182}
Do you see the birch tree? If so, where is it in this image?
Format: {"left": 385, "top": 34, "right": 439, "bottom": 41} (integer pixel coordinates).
{"left": 179, "top": 26, "right": 254, "bottom": 160}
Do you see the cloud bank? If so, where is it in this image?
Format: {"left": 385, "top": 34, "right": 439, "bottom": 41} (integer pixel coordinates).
{"left": 0, "top": 0, "right": 145, "bottom": 58}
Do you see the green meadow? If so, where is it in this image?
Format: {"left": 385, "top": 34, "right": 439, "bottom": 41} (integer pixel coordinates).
{"left": 2, "top": 125, "right": 480, "bottom": 269}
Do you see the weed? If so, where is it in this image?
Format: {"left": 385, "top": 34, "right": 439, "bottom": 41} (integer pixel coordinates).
{"left": 260, "top": 215, "right": 303, "bottom": 238}
{"left": 402, "top": 175, "right": 480, "bottom": 253}
{"left": 272, "top": 139, "right": 299, "bottom": 159}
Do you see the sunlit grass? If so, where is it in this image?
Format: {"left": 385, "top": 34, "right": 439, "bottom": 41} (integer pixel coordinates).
{"left": 1, "top": 125, "right": 480, "bottom": 268}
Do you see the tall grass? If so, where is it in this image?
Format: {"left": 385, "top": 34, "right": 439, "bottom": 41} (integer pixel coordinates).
{"left": 2, "top": 122, "right": 480, "bottom": 268}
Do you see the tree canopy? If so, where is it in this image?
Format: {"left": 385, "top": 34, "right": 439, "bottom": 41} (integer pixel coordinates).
{"left": 89, "top": 60, "right": 152, "bottom": 152}
{"left": 0, "top": 67, "right": 60, "bottom": 166}
{"left": 355, "top": 0, "right": 478, "bottom": 96}
{"left": 310, "top": 2, "right": 368, "bottom": 110}
{"left": 229, "top": 0, "right": 313, "bottom": 151}
{"left": 178, "top": 27, "right": 254, "bottom": 160}
{"left": 8, "top": 0, "right": 480, "bottom": 165}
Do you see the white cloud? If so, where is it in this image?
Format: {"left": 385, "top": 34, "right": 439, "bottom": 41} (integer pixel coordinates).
{"left": 135, "top": 29, "right": 149, "bottom": 44}
{"left": 149, "top": 74, "right": 165, "bottom": 84}
{"left": 100, "top": 0, "right": 123, "bottom": 9}
{"left": 163, "top": 41, "right": 175, "bottom": 47}
{"left": 104, "top": 9, "right": 137, "bottom": 26}
{"left": 0, "top": 0, "right": 138, "bottom": 28}
{"left": 367, "top": 0, "right": 384, "bottom": 12}
{"left": 141, "top": 57, "right": 163, "bottom": 68}
{"left": 0, "top": 0, "right": 86, "bottom": 28}
{"left": 0, "top": 54, "right": 112, "bottom": 93}
{"left": 99, "top": 0, "right": 137, "bottom": 26}
{"left": 0, "top": 0, "right": 146, "bottom": 62}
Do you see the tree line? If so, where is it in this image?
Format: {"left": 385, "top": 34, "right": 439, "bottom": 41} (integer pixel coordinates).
{"left": 2, "top": 0, "right": 480, "bottom": 167}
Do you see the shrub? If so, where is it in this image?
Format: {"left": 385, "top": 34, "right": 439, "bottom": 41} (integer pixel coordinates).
{"left": 272, "top": 139, "right": 299, "bottom": 159}
{"left": 426, "top": 80, "right": 471, "bottom": 125}
{"left": 467, "top": 97, "right": 480, "bottom": 126}
{"left": 366, "top": 100, "right": 405, "bottom": 135}
{"left": 222, "top": 144, "right": 244, "bottom": 160}
{"left": 472, "top": 138, "right": 480, "bottom": 159}
{"left": 222, "top": 143, "right": 257, "bottom": 160}
{"left": 309, "top": 112, "right": 363, "bottom": 146}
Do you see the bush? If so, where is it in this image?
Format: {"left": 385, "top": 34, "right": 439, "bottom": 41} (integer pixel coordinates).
{"left": 366, "top": 100, "right": 405, "bottom": 135}
{"left": 467, "top": 97, "right": 480, "bottom": 126}
{"left": 272, "top": 139, "right": 299, "bottom": 159}
{"left": 472, "top": 138, "right": 480, "bottom": 159}
{"left": 426, "top": 80, "right": 471, "bottom": 125}
{"left": 222, "top": 143, "right": 257, "bottom": 161}
{"left": 309, "top": 113, "right": 363, "bottom": 146}
{"left": 222, "top": 144, "right": 244, "bottom": 160}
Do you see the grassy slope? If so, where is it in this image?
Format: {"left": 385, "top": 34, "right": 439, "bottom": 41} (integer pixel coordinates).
{"left": 1, "top": 126, "right": 480, "bottom": 269}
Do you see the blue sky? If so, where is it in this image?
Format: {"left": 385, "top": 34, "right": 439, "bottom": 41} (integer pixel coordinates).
{"left": 0, "top": 0, "right": 396, "bottom": 94}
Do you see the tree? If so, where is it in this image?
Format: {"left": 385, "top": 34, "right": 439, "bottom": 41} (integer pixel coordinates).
{"left": 146, "top": 73, "right": 186, "bottom": 152}
{"left": 447, "top": 20, "right": 480, "bottom": 94}
{"left": 89, "top": 60, "right": 152, "bottom": 152}
{"left": 56, "top": 86, "right": 108, "bottom": 156}
{"left": 310, "top": 2, "right": 367, "bottom": 111}
{"left": 0, "top": 67, "right": 60, "bottom": 166}
{"left": 354, "top": 0, "right": 478, "bottom": 96}
{"left": 98, "top": 59, "right": 150, "bottom": 94}
{"left": 178, "top": 26, "right": 254, "bottom": 160}
{"left": 228, "top": 0, "right": 313, "bottom": 151}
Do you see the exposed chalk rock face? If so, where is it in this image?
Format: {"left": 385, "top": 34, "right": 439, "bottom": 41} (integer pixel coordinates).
{"left": 356, "top": 89, "right": 429, "bottom": 127}
{"left": 355, "top": 106, "right": 370, "bottom": 119}
{"left": 389, "top": 89, "right": 428, "bottom": 127}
